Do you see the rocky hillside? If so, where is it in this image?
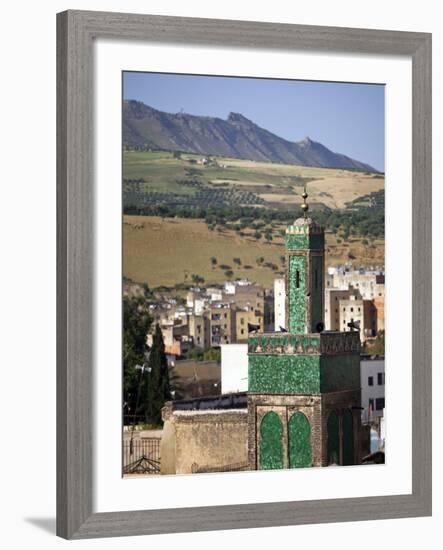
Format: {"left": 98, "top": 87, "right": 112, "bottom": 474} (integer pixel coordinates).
{"left": 123, "top": 100, "right": 377, "bottom": 172}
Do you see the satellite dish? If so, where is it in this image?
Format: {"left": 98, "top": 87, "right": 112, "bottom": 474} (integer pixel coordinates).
{"left": 316, "top": 322, "right": 325, "bottom": 333}
{"left": 248, "top": 322, "right": 260, "bottom": 333}
{"left": 347, "top": 320, "right": 361, "bottom": 331}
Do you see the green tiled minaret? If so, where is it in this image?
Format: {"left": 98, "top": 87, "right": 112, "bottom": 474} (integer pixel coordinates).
{"left": 247, "top": 186, "right": 363, "bottom": 470}
{"left": 285, "top": 187, "right": 325, "bottom": 334}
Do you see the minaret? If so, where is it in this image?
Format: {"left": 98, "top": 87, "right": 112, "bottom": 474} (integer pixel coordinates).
{"left": 285, "top": 185, "right": 325, "bottom": 333}
{"left": 247, "top": 184, "right": 363, "bottom": 470}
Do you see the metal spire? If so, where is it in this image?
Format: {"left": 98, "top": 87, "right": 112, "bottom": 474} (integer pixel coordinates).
{"left": 301, "top": 184, "right": 309, "bottom": 218}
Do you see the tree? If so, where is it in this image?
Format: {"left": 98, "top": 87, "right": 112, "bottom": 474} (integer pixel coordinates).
{"left": 145, "top": 324, "right": 171, "bottom": 426}
{"left": 224, "top": 269, "right": 234, "bottom": 279}
{"left": 210, "top": 256, "right": 217, "bottom": 268}
{"left": 233, "top": 257, "right": 242, "bottom": 266}
{"left": 364, "top": 330, "right": 385, "bottom": 356}
{"left": 203, "top": 347, "right": 221, "bottom": 362}
{"left": 191, "top": 274, "right": 205, "bottom": 285}
{"left": 123, "top": 297, "right": 152, "bottom": 421}
{"left": 142, "top": 282, "right": 152, "bottom": 298}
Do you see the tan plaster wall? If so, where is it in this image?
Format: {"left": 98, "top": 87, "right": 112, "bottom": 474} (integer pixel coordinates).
{"left": 160, "top": 420, "right": 176, "bottom": 475}
{"left": 162, "top": 411, "right": 248, "bottom": 474}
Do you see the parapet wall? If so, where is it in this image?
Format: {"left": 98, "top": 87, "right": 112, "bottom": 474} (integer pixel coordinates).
{"left": 161, "top": 408, "right": 248, "bottom": 475}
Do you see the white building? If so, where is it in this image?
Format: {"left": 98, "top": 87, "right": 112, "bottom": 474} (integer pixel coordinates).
{"left": 220, "top": 344, "right": 248, "bottom": 394}
{"left": 360, "top": 357, "right": 385, "bottom": 424}
{"left": 332, "top": 271, "right": 384, "bottom": 300}
{"left": 274, "top": 278, "right": 286, "bottom": 331}
{"left": 324, "top": 288, "right": 360, "bottom": 331}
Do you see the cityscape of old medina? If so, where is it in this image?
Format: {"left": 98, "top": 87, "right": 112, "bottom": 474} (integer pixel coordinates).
{"left": 122, "top": 72, "right": 385, "bottom": 476}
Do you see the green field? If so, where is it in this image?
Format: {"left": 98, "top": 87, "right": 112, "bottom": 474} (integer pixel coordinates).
{"left": 122, "top": 151, "right": 384, "bottom": 288}
{"left": 123, "top": 150, "right": 385, "bottom": 210}
{"left": 123, "top": 215, "right": 385, "bottom": 289}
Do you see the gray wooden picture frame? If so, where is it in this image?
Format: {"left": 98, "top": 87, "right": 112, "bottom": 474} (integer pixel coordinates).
{"left": 57, "top": 9, "right": 432, "bottom": 540}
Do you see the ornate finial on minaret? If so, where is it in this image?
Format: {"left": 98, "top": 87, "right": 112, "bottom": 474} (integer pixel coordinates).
{"left": 301, "top": 184, "right": 309, "bottom": 218}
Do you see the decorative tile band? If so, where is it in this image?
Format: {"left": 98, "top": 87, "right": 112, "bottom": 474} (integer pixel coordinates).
{"left": 248, "top": 331, "right": 360, "bottom": 355}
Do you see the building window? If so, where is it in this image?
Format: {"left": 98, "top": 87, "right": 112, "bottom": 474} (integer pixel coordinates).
{"left": 368, "top": 376, "right": 374, "bottom": 386}
{"left": 350, "top": 307, "right": 354, "bottom": 312}
{"left": 240, "top": 329, "right": 244, "bottom": 335}
{"left": 375, "top": 398, "right": 385, "bottom": 411}
{"left": 295, "top": 269, "right": 300, "bottom": 288}
{"left": 240, "top": 318, "right": 245, "bottom": 325}
{"left": 377, "top": 372, "right": 385, "bottom": 385}
{"left": 369, "top": 398, "right": 375, "bottom": 412}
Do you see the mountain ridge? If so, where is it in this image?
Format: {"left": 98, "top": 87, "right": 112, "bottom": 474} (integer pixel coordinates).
{"left": 123, "top": 100, "right": 378, "bottom": 172}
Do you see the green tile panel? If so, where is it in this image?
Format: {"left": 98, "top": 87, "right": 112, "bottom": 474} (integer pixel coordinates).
{"left": 259, "top": 411, "right": 284, "bottom": 470}
{"left": 311, "top": 254, "right": 324, "bottom": 331}
{"left": 288, "top": 412, "right": 312, "bottom": 468}
{"left": 248, "top": 354, "right": 320, "bottom": 394}
{"left": 320, "top": 354, "right": 361, "bottom": 392}
{"left": 285, "top": 233, "right": 309, "bottom": 250}
{"left": 285, "top": 233, "right": 324, "bottom": 251}
{"left": 288, "top": 255, "right": 306, "bottom": 333}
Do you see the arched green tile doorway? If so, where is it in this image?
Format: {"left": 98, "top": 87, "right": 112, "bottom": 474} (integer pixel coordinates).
{"left": 288, "top": 411, "right": 312, "bottom": 468}
{"left": 259, "top": 411, "right": 283, "bottom": 470}
{"left": 342, "top": 409, "right": 355, "bottom": 466}
{"left": 327, "top": 411, "right": 340, "bottom": 465}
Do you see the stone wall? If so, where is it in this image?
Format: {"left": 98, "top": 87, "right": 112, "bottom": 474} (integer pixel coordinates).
{"left": 161, "top": 407, "right": 248, "bottom": 474}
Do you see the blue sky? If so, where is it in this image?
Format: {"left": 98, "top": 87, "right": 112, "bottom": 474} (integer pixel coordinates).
{"left": 123, "top": 72, "right": 385, "bottom": 172}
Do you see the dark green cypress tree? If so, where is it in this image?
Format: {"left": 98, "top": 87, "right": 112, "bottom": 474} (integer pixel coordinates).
{"left": 123, "top": 296, "right": 152, "bottom": 421}
{"left": 145, "top": 323, "right": 171, "bottom": 426}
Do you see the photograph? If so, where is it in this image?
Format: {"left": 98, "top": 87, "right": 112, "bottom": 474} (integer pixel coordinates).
{"left": 121, "top": 71, "right": 386, "bottom": 476}
{"left": 0, "top": 1, "right": 435, "bottom": 544}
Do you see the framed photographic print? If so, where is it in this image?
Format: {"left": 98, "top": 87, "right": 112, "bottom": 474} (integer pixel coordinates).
{"left": 57, "top": 10, "right": 432, "bottom": 539}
